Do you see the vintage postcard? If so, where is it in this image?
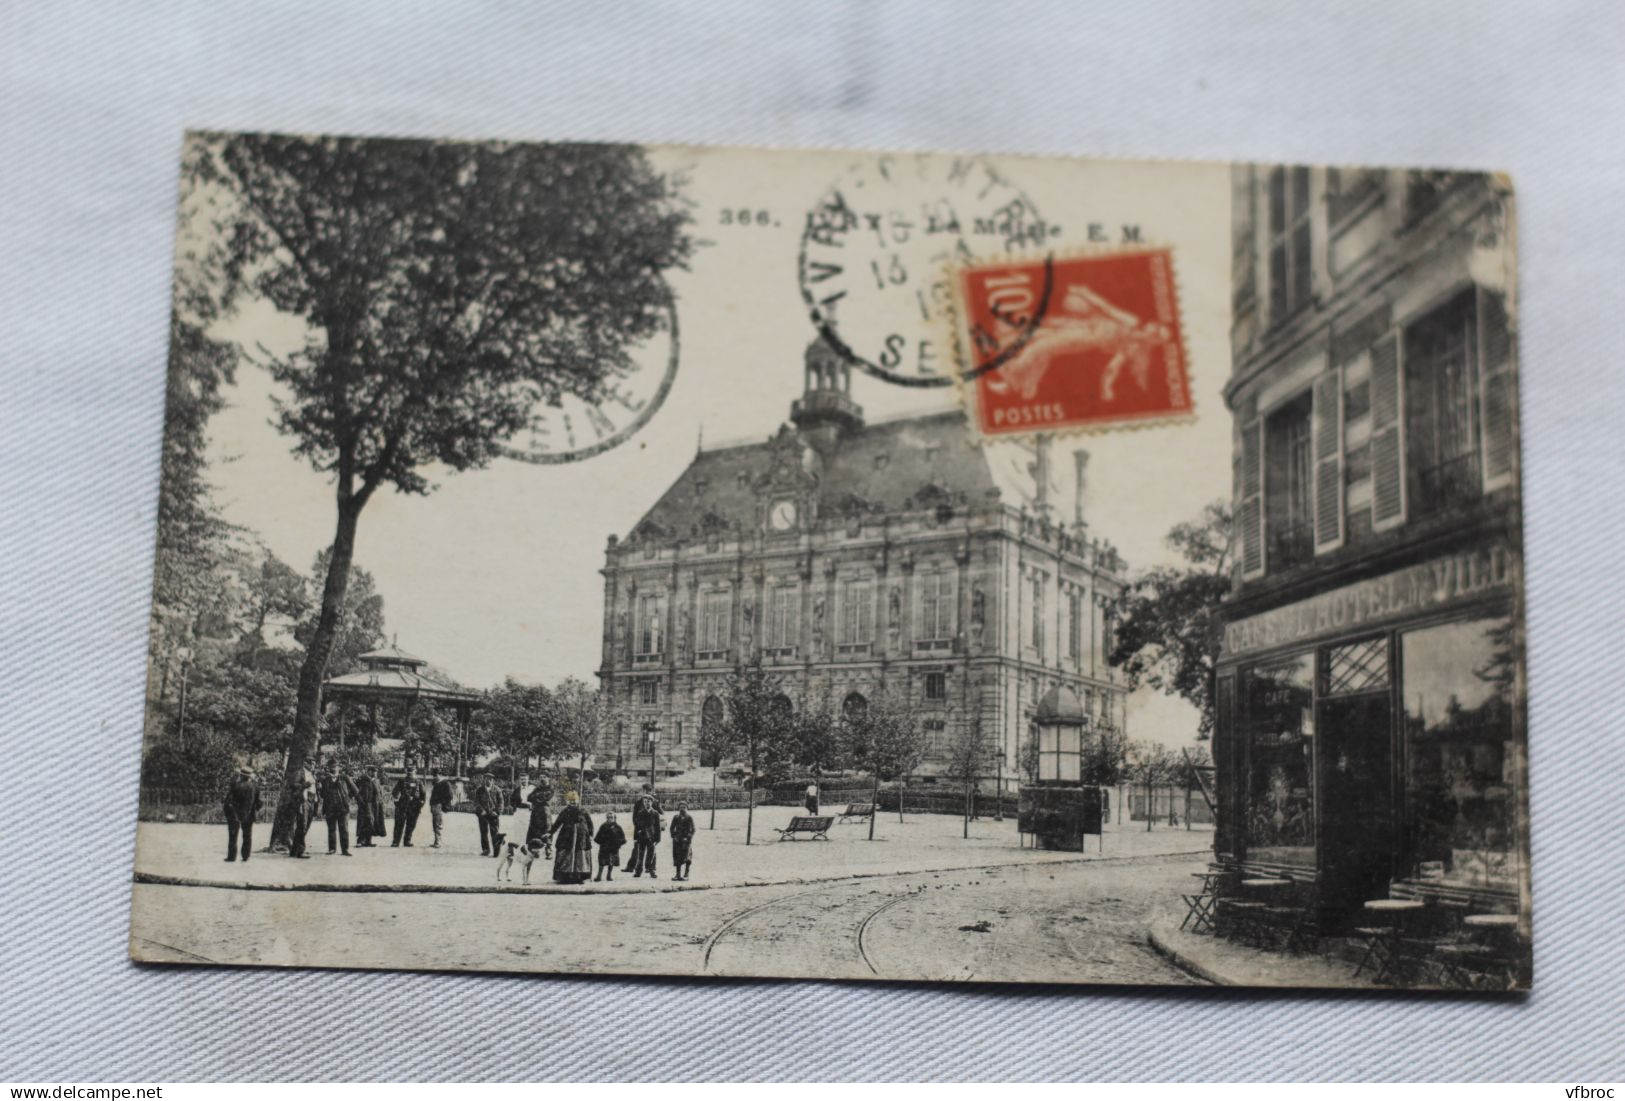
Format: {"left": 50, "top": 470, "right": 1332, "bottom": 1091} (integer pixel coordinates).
{"left": 131, "top": 133, "right": 1528, "bottom": 990}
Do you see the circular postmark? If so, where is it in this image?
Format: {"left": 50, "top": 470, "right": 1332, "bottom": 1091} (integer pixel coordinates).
{"left": 497, "top": 285, "right": 680, "bottom": 465}
{"left": 797, "top": 153, "right": 1058, "bottom": 388}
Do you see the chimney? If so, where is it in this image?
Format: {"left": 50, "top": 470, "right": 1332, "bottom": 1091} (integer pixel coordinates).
{"left": 1030, "top": 435, "right": 1053, "bottom": 517}
{"left": 1072, "top": 448, "right": 1090, "bottom": 529}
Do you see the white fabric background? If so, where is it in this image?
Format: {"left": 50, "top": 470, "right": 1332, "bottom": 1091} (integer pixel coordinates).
{"left": 2, "top": 0, "right": 1623, "bottom": 1082}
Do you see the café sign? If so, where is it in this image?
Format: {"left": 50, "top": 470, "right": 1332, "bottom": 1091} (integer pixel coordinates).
{"left": 1223, "top": 543, "right": 1518, "bottom": 657}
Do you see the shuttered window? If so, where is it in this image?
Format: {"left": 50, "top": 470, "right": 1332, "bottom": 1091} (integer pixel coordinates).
{"left": 1312, "top": 367, "right": 1345, "bottom": 553}
{"left": 1240, "top": 419, "right": 1264, "bottom": 578}
{"left": 1477, "top": 288, "right": 1517, "bottom": 492}
{"left": 1369, "top": 332, "right": 1406, "bottom": 530}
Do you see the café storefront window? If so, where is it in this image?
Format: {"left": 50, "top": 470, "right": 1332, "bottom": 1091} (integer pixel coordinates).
{"left": 1244, "top": 652, "right": 1316, "bottom": 867}
{"left": 1401, "top": 613, "right": 1519, "bottom": 891}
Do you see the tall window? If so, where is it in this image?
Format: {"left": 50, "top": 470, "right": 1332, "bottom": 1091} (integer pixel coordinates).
{"left": 1030, "top": 575, "right": 1045, "bottom": 651}
{"left": 1402, "top": 614, "right": 1518, "bottom": 889}
{"left": 638, "top": 680, "right": 659, "bottom": 706}
{"left": 1267, "top": 166, "right": 1313, "bottom": 322}
{"left": 1264, "top": 391, "right": 1314, "bottom": 568}
{"left": 924, "top": 672, "right": 947, "bottom": 701}
{"left": 1067, "top": 592, "right": 1083, "bottom": 660}
{"left": 766, "top": 584, "right": 798, "bottom": 649}
{"left": 1244, "top": 653, "right": 1316, "bottom": 868}
{"left": 1406, "top": 295, "right": 1480, "bottom": 514}
{"left": 840, "top": 578, "right": 873, "bottom": 645}
{"left": 636, "top": 593, "right": 665, "bottom": 655}
{"left": 918, "top": 572, "right": 954, "bottom": 641}
{"left": 698, "top": 589, "right": 731, "bottom": 653}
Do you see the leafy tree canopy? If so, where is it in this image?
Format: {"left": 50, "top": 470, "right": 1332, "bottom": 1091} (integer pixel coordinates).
{"left": 1107, "top": 500, "right": 1232, "bottom": 740}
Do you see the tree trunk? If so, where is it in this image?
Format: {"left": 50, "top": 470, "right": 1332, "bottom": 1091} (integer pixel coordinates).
{"left": 897, "top": 774, "right": 905, "bottom": 823}
{"left": 709, "top": 767, "right": 717, "bottom": 830}
{"left": 963, "top": 777, "right": 970, "bottom": 839}
{"left": 868, "top": 771, "right": 879, "bottom": 841}
{"left": 1146, "top": 781, "right": 1154, "bottom": 831}
{"left": 745, "top": 770, "right": 755, "bottom": 846}
{"left": 271, "top": 497, "right": 362, "bottom": 849}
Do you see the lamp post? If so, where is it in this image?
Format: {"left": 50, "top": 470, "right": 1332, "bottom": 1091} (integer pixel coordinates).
{"left": 645, "top": 721, "right": 659, "bottom": 786}
{"left": 175, "top": 646, "right": 194, "bottom": 746}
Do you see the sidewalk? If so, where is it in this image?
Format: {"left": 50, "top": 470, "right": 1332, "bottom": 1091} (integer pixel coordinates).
{"left": 133, "top": 808, "right": 1214, "bottom": 896}
{"left": 1145, "top": 901, "right": 1378, "bottom": 989}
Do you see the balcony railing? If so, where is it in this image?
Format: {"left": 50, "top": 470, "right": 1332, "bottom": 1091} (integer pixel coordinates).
{"left": 1414, "top": 452, "right": 1481, "bottom": 514}
{"left": 1266, "top": 519, "right": 1313, "bottom": 570}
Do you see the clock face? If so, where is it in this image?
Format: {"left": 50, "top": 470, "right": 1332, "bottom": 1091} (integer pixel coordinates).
{"left": 496, "top": 290, "right": 680, "bottom": 465}
{"left": 769, "top": 499, "right": 798, "bottom": 531}
{"left": 798, "top": 154, "right": 1053, "bottom": 388}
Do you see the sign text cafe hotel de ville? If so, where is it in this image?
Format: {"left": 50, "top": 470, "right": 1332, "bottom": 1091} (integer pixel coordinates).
{"left": 1216, "top": 166, "right": 1528, "bottom": 931}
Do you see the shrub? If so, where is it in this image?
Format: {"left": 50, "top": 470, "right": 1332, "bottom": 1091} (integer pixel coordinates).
{"left": 141, "top": 733, "right": 239, "bottom": 795}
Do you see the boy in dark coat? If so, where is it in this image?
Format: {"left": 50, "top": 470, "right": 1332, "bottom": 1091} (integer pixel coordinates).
{"left": 669, "top": 802, "right": 695, "bottom": 881}
{"left": 526, "top": 782, "right": 552, "bottom": 850}
{"left": 594, "top": 812, "right": 626, "bottom": 882}
{"left": 223, "top": 767, "right": 260, "bottom": 862}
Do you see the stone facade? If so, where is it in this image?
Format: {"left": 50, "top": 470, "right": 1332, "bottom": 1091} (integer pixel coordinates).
{"left": 597, "top": 340, "right": 1128, "bottom": 783}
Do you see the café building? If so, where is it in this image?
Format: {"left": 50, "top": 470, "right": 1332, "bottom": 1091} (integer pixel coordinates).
{"left": 1216, "top": 165, "right": 1528, "bottom": 928}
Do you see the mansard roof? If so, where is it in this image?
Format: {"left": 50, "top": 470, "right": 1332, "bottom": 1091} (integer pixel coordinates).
{"left": 630, "top": 410, "right": 1004, "bottom": 541}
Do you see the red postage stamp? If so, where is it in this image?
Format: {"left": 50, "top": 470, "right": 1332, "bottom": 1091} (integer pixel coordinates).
{"left": 954, "top": 247, "right": 1192, "bottom": 437}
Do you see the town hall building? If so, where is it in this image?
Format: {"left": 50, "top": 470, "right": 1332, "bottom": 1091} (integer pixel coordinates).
{"left": 596, "top": 338, "right": 1130, "bottom": 788}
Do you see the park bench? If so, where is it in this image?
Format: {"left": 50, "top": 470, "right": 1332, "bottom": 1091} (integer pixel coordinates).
{"left": 775, "top": 815, "right": 834, "bottom": 841}
{"left": 838, "top": 803, "right": 874, "bottom": 824}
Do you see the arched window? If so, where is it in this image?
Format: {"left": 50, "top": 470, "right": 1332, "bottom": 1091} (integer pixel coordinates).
{"left": 699, "top": 695, "right": 725, "bottom": 767}
{"left": 842, "top": 691, "right": 868, "bottom": 722}
{"left": 770, "top": 693, "right": 794, "bottom": 728}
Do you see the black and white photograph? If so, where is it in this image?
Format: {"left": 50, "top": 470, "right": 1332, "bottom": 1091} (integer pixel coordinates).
{"left": 126, "top": 132, "right": 1528, "bottom": 991}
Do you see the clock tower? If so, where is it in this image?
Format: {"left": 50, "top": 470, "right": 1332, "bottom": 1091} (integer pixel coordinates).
{"left": 790, "top": 337, "right": 864, "bottom": 457}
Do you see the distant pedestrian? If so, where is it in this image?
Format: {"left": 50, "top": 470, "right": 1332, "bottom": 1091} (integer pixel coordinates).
{"left": 320, "top": 762, "right": 357, "bottom": 856}
{"left": 804, "top": 783, "right": 819, "bottom": 815}
{"left": 549, "top": 791, "right": 594, "bottom": 885}
{"left": 222, "top": 767, "right": 260, "bottom": 862}
{"left": 594, "top": 812, "right": 626, "bottom": 881}
{"left": 353, "top": 766, "right": 384, "bottom": 846}
{"left": 428, "top": 768, "right": 455, "bottom": 848}
{"left": 627, "top": 795, "right": 662, "bottom": 878}
{"left": 474, "top": 772, "right": 504, "bottom": 856}
{"left": 669, "top": 802, "right": 695, "bottom": 881}
{"left": 289, "top": 756, "right": 318, "bottom": 858}
{"left": 391, "top": 767, "right": 426, "bottom": 847}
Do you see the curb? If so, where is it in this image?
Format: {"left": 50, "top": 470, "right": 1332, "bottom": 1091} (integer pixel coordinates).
{"left": 1145, "top": 918, "right": 1232, "bottom": 986}
{"left": 134, "top": 848, "right": 1213, "bottom": 898}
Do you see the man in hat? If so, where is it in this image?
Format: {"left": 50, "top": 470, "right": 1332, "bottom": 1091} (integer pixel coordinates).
{"left": 289, "top": 755, "right": 318, "bottom": 858}
{"left": 428, "top": 767, "right": 456, "bottom": 848}
{"left": 391, "top": 766, "right": 426, "bottom": 847}
{"left": 222, "top": 767, "right": 260, "bottom": 862}
{"left": 320, "top": 761, "right": 357, "bottom": 856}
{"left": 473, "top": 771, "right": 504, "bottom": 857}
{"left": 627, "top": 794, "right": 663, "bottom": 878}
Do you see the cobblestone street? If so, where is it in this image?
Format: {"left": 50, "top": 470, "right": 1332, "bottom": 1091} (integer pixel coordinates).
{"left": 131, "top": 810, "right": 1209, "bottom": 986}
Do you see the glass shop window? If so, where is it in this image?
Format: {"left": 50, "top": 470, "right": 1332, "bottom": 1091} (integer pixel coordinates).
{"left": 1244, "top": 652, "right": 1316, "bottom": 867}
{"left": 1401, "top": 614, "right": 1519, "bottom": 890}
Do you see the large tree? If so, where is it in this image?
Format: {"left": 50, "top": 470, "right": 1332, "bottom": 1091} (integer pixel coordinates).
{"left": 1106, "top": 500, "right": 1232, "bottom": 740}
{"left": 190, "top": 133, "right": 692, "bottom": 843}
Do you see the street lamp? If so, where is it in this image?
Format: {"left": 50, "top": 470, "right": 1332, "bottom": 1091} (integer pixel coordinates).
{"left": 175, "top": 646, "right": 194, "bottom": 745}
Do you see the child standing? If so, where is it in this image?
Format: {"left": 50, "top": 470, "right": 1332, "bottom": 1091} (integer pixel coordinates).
{"left": 594, "top": 812, "right": 626, "bottom": 882}
{"left": 670, "top": 802, "right": 696, "bottom": 881}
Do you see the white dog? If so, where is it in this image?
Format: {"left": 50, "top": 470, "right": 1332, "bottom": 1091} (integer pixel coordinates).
{"left": 497, "top": 837, "right": 546, "bottom": 885}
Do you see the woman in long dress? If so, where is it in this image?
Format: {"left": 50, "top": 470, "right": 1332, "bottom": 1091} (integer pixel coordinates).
{"left": 549, "top": 791, "right": 594, "bottom": 884}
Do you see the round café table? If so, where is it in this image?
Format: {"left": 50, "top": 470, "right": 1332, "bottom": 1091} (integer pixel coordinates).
{"left": 1355, "top": 899, "right": 1425, "bottom": 984}
{"left": 1463, "top": 913, "right": 1519, "bottom": 929}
